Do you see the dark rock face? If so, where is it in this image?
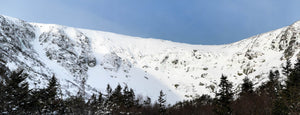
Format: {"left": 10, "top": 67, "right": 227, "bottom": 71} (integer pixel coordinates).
{"left": 0, "top": 15, "right": 35, "bottom": 63}
{"left": 39, "top": 28, "right": 93, "bottom": 79}
{"left": 0, "top": 16, "right": 96, "bottom": 94}
{"left": 0, "top": 15, "right": 51, "bottom": 79}
{"left": 276, "top": 22, "right": 300, "bottom": 59}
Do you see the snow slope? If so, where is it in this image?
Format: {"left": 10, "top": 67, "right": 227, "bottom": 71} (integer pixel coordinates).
{"left": 1, "top": 15, "right": 300, "bottom": 104}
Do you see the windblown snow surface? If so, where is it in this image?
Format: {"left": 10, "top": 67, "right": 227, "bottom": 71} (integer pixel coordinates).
{"left": 2, "top": 15, "right": 300, "bottom": 104}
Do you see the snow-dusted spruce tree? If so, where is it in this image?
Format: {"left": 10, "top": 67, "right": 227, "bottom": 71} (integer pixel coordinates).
{"left": 109, "top": 84, "right": 123, "bottom": 111}
{"left": 158, "top": 90, "right": 166, "bottom": 115}
{"left": 123, "top": 85, "right": 135, "bottom": 110}
{"left": 214, "top": 75, "right": 233, "bottom": 115}
{"left": 44, "top": 75, "right": 60, "bottom": 113}
{"left": 2, "top": 70, "right": 30, "bottom": 114}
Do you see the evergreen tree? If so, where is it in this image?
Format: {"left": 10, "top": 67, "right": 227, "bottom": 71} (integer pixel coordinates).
{"left": 87, "top": 92, "right": 105, "bottom": 114}
{"left": 214, "top": 75, "right": 233, "bottom": 115}
{"left": 283, "top": 59, "right": 300, "bottom": 113}
{"left": 123, "top": 85, "right": 135, "bottom": 110}
{"left": 286, "top": 59, "right": 300, "bottom": 88}
{"left": 195, "top": 94, "right": 213, "bottom": 106}
{"left": 269, "top": 70, "right": 287, "bottom": 114}
{"left": 87, "top": 94, "right": 98, "bottom": 114}
{"left": 0, "top": 80, "right": 5, "bottom": 112}
{"left": 104, "top": 84, "right": 113, "bottom": 112}
{"left": 28, "top": 88, "right": 47, "bottom": 114}
{"left": 106, "top": 84, "right": 112, "bottom": 97}
{"left": 96, "top": 92, "right": 104, "bottom": 113}
{"left": 264, "top": 70, "right": 281, "bottom": 98}
{"left": 144, "top": 96, "right": 152, "bottom": 107}
{"left": 240, "top": 77, "right": 254, "bottom": 95}
{"left": 45, "top": 75, "right": 59, "bottom": 113}
{"left": 64, "top": 92, "right": 87, "bottom": 114}
{"left": 3, "top": 70, "right": 30, "bottom": 114}
{"left": 110, "top": 84, "right": 123, "bottom": 111}
{"left": 282, "top": 59, "right": 292, "bottom": 76}
{"left": 104, "top": 84, "right": 124, "bottom": 113}
{"left": 254, "top": 70, "right": 282, "bottom": 114}
{"left": 0, "top": 67, "right": 11, "bottom": 113}
{"left": 26, "top": 76, "right": 60, "bottom": 114}
{"left": 158, "top": 90, "right": 166, "bottom": 115}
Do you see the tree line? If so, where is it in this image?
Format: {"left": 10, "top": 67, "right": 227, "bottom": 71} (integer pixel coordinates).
{"left": 0, "top": 59, "right": 299, "bottom": 114}
{"left": 168, "top": 59, "right": 299, "bottom": 115}
{"left": 0, "top": 67, "right": 167, "bottom": 114}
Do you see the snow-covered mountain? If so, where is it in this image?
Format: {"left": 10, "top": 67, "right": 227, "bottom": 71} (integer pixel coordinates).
{"left": 0, "top": 15, "right": 299, "bottom": 104}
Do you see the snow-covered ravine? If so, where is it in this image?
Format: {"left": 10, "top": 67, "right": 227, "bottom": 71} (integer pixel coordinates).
{"left": 1, "top": 15, "right": 300, "bottom": 104}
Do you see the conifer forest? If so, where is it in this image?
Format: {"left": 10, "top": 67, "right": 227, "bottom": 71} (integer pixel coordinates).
{"left": 0, "top": 59, "right": 299, "bottom": 114}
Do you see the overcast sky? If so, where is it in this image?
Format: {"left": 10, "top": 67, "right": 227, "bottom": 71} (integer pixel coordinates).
{"left": 1, "top": 0, "right": 300, "bottom": 45}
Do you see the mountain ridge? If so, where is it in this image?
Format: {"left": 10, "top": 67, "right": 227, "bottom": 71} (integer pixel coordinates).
{"left": 0, "top": 15, "right": 299, "bottom": 104}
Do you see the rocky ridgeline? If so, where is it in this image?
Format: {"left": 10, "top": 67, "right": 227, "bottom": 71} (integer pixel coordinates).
{"left": 1, "top": 15, "right": 300, "bottom": 102}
